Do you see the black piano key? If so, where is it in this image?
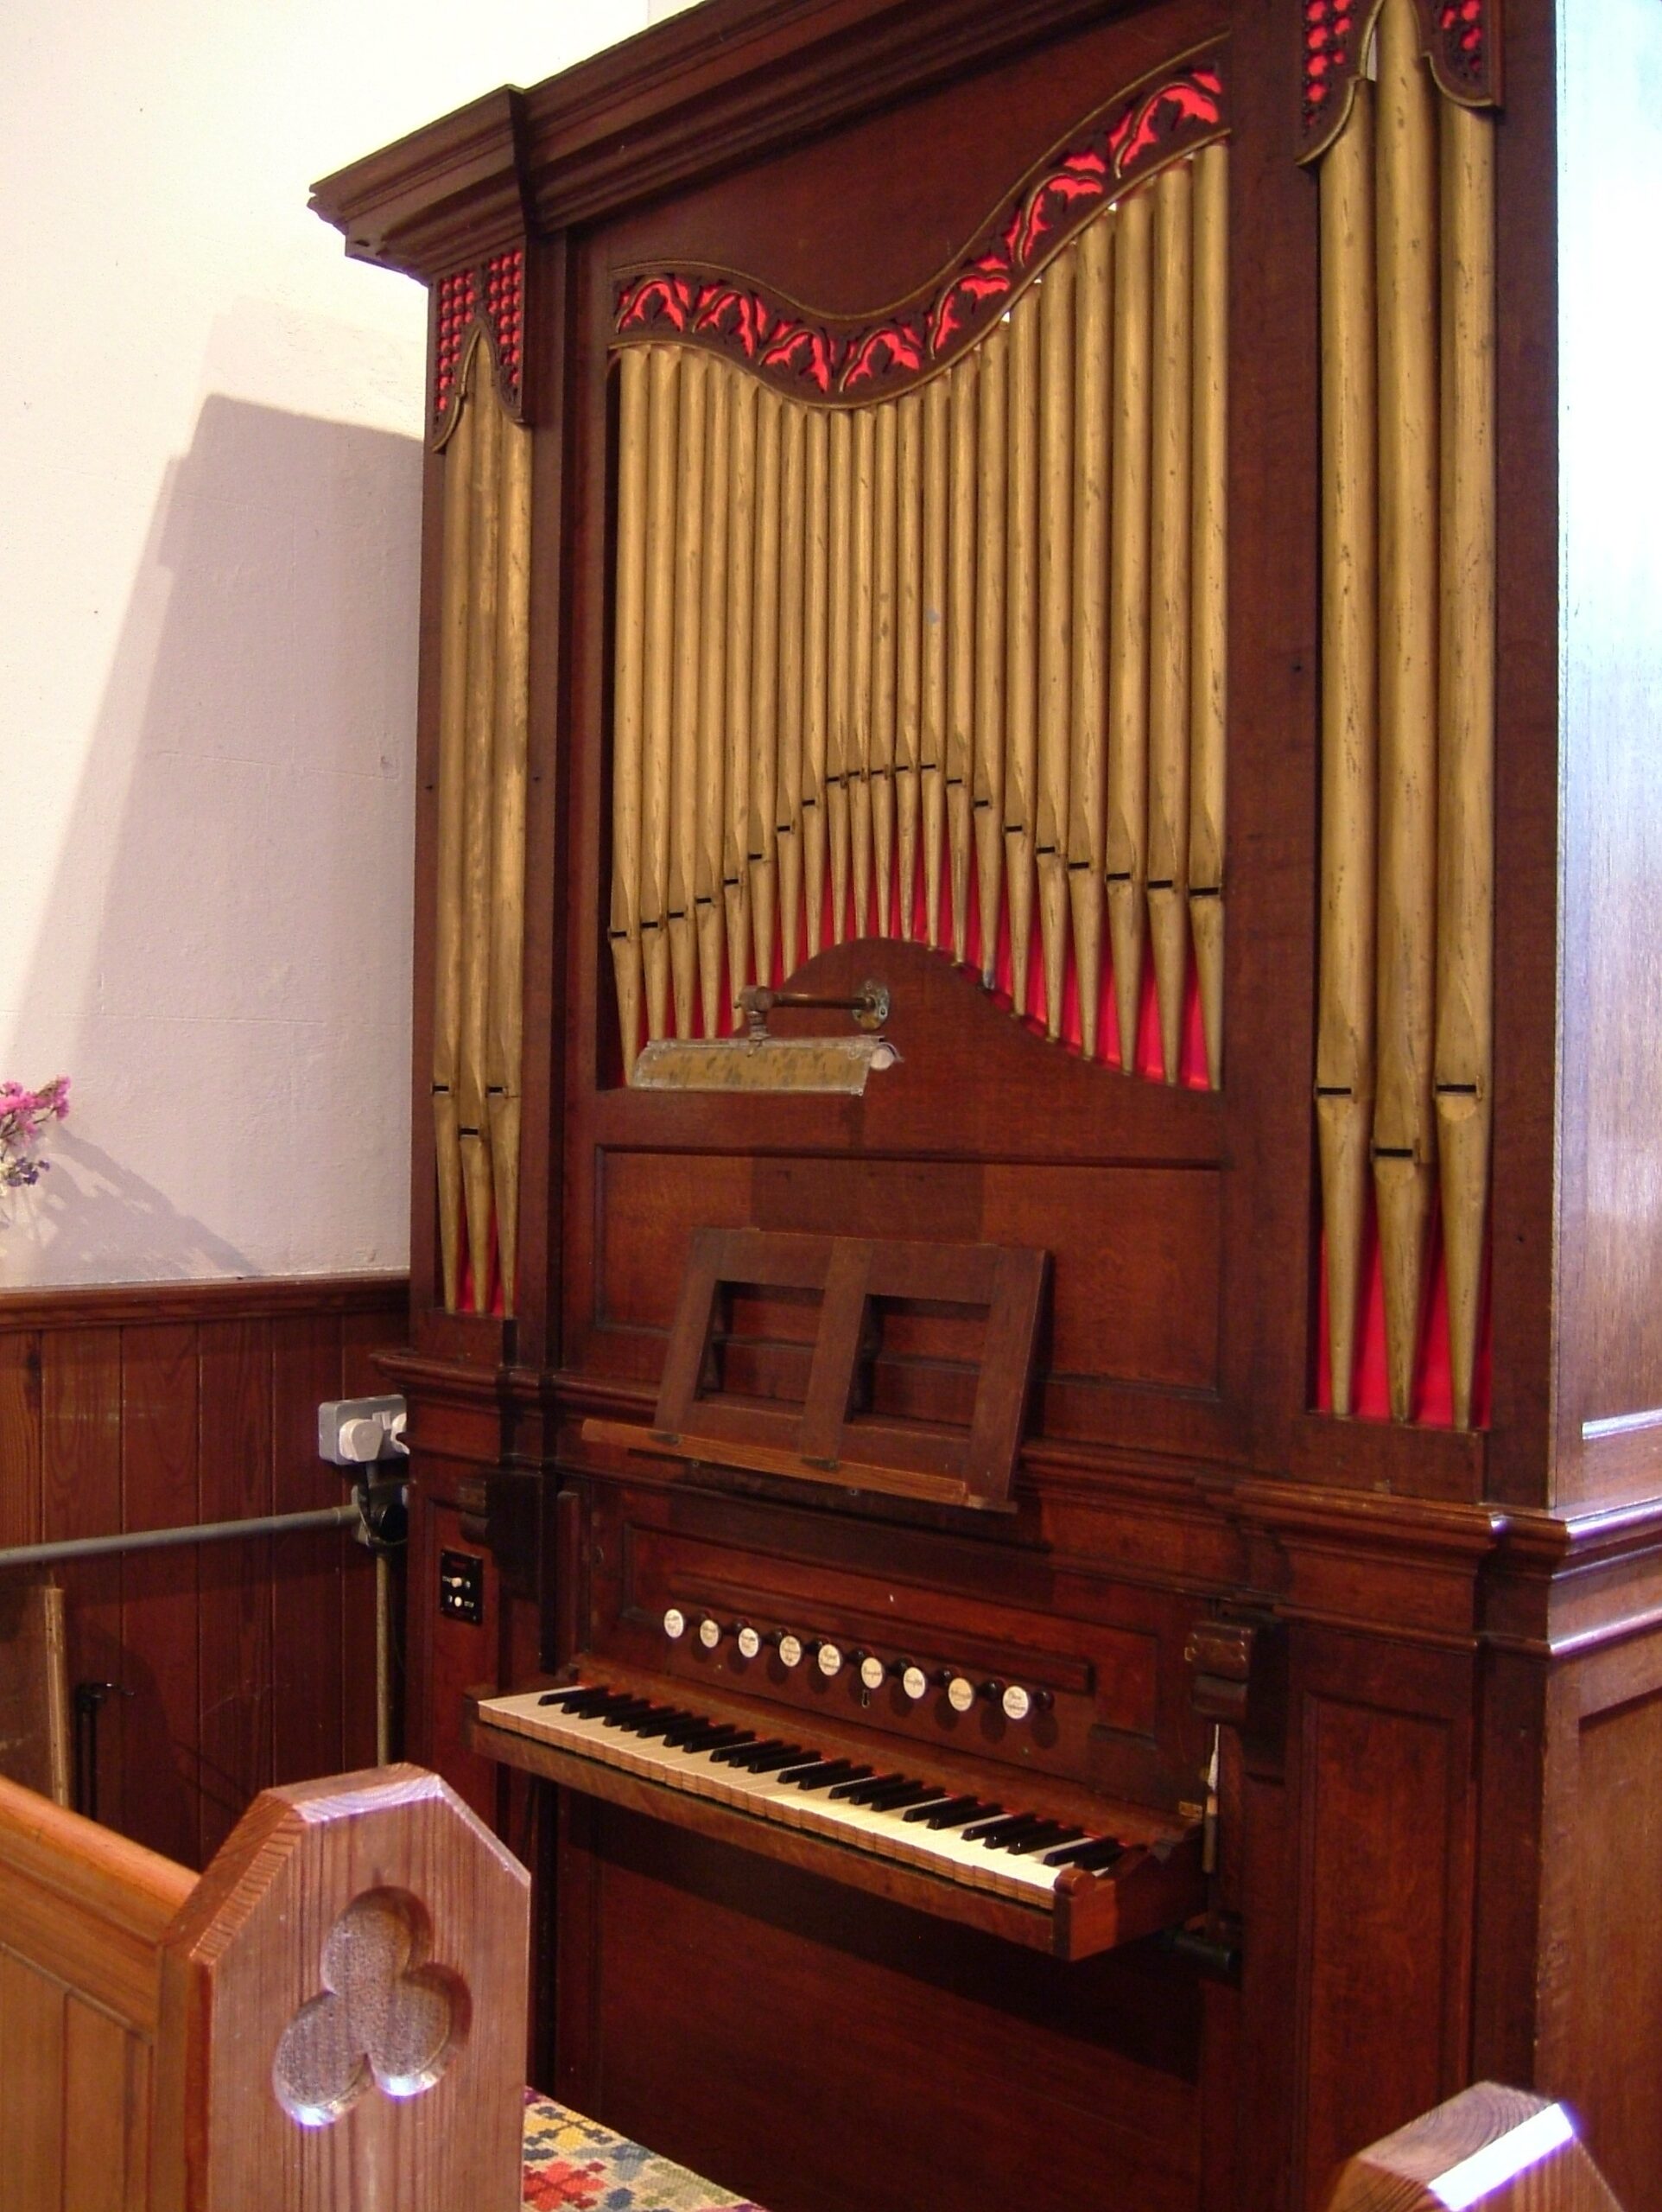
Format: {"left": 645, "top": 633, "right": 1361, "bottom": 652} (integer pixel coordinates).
{"left": 1006, "top": 1822, "right": 1084, "bottom": 1856}
{"left": 671, "top": 1723, "right": 749, "bottom": 1752}
{"left": 962, "top": 1812, "right": 1045, "bottom": 1847}
{"left": 784, "top": 1760, "right": 869, "bottom": 1790}
{"left": 707, "top": 1736, "right": 783, "bottom": 1766}
{"left": 1043, "top": 1834, "right": 1126, "bottom": 1871}
{"left": 911, "top": 1796, "right": 1002, "bottom": 1830}
{"left": 661, "top": 1715, "right": 727, "bottom": 1745}
{"left": 864, "top": 1781, "right": 952, "bottom": 1814}
{"left": 737, "top": 1743, "right": 815, "bottom": 1773}
{"left": 630, "top": 1710, "right": 702, "bottom": 1741}
{"left": 599, "top": 1700, "right": 661, "bottom": 1728}
{"left": 538, "top": 1686, "right": 623, "bottom": 1714}
{"left": 828, "top": 1770, "right": 904, "bottom": 1802}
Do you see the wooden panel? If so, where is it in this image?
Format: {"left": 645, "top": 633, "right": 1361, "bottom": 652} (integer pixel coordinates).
{"left": 197, "top": 1317, "right": 277, "bottom": 1866}
{"left": 0, "top": 1948, "right": 65, "bottom": 2211}
{"left": 0, "top": 1277, "right": 405, "bottom": 1867}
{"left": 575, "top": 1805, "right": 1202, "bottom": 2212}
{"left": 596, "top": 1149, "right": 1220, "bottom": 1399}
{"left": 63, "top": 1995, "right": 140, "bottom": 2212}
{"left": 1294, "top": 1654, "right": 1472, "bottom": 2211}
{"left": 121, "top": 1323, "right": 200, "bottom": 1868}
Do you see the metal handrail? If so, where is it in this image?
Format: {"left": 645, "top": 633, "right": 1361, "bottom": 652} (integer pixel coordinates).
{"left": 0, "top": 1503, "right": 359, "bottom": 1571}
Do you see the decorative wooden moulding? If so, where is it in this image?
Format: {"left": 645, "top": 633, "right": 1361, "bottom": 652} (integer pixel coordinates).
{"left": 1297, "top": 0, "right": 1501, "bottom": 164}
{"left": 432, "top": 244, "right": 527, "bottom": 445}
{"left": 581, "top": 1225, "right": 1049, "bottom": 1510}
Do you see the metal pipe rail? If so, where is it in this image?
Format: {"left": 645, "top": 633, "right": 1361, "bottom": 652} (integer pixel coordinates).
{"left": 0, "top": 1503, "right": 359, "bottom": 1572}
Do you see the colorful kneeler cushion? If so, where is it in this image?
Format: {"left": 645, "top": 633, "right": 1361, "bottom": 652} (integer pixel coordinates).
{"left": 523, "top": 2095, "right": 770, "bottom": 2212}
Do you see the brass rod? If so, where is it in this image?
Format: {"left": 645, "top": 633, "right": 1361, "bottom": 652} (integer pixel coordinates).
{"left": 802, "top": 406, "right": 831, "bottom": 959}
{"left": 872, "top": 400, "right": 898, "bottom": 938}
{"left": 1373, "top": 0, "right": 1439, "bottom": 1421}
{"left": 1436, "top": 99, "right": 1495, "bottom": 1430}
{"left": 1189, "top": 143, "right": 1228, "bottom": 1091}
{"left": 850, "top": 403, "right": 876, "bottom": 938}
{"left": 669, "top": 350, "right": 707, "bottom": 1038}
{"left": 1069, "top": 212, "right": 1112, "bottom": 1060}
{"left": 750, "top": 386, "right": 783, "bottom": 990}
{"left": 488, "top": 411, "right": 532, "bottom": 1314}
{"left": 641, "top": 345, "right": 681, "bottom": 1041}
{"left": 828, "top": 405, "right": 853, "bottom": 942}
{"left": 1107, "top": 187, "right": 1153, "bottom": 1067}
{"left": 1316, "top": 83, "right": 1379, "bottom": 1419}
{"left": 1005, "top": 284, "right": 1040, "bottom": 1014}
{"left": 1147, "top": 160, "right": 1195, "bottom": 1085}
{"left": 777, "top": 400, "right": 807, "bottom": 977}
{"left": 458, "top": 382, "right": 503, "bottom": 1291}
{"left": 696, "top": 359, "right": 731, "bottom": 1033}
{"left": 724, "top": 370, "right": 757, "bottom": 1012}
{"left": 947, "top": 358, "right": 980, "bottom": 962}
{"left": 922, "top": 374, "right": 950, "bottom": 948}
{"left": 433, "top": 371, "right": 477, "bottom": 1305}
{"left": 1037, "top": 250, "right": 1076, "bottom": 1041}
{"left": 974, "top": 321, "right": 1009, "bottom": 984}
{"left": 895, "top": 390, "right": 923, "bottom": 941}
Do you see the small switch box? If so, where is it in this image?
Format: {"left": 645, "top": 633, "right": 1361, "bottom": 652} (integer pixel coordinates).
{"left": 439, "top": 1549, "right": 485, "bottom": 1626}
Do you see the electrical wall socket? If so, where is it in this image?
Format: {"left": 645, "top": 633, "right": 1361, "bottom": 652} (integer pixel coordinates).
{"left": 318, "top": 1395, "right": 408, "bottom": 1465}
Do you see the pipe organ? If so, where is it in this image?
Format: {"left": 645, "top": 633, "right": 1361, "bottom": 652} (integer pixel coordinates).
{"left": 314, "top": 4, "right": 1662, "bottom": 2210}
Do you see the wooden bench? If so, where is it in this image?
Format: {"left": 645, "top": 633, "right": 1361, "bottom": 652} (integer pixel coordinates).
{"left": 0, "top": 1764, "right": 529, "bottom": 2210}
{"left": 1325, "top": 2083, "right": 1622, "bottom": 2212}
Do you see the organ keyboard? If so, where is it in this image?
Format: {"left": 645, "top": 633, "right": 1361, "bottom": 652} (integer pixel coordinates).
{"left": 473, "top": 1670, "right": 1202, "bottom": 1961}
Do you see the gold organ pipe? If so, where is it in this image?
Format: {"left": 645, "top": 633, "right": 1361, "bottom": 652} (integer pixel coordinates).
{"left": 610, "top": 353, "right": 649, "bottom": 1077}
{"left": 1037, "top": 250, "right": 1076, "bottom": 1041}
{"left": 458, "top": 378, "right": 503, "bottom": 1300}
{"left": 1373, "top": 0, "right": 1440, "bottom": 1422}
{"left": 921, "top": 376, "right": 951, "bottom": 949}
{"left": 1316, "top": 87, "right": 1378, "bottom": 1417}
{"left": 641, "top": 346, "right": 680, "bottom": 1041}
{"left": 1069, "top": 213, "right": 1112, "bottom": 1061}
{"left": 1436, "top": 100, "right": 1495, "bottom": 1431}
{"left": 1107, "top": 187, "right": 1153, "bottom": 1068}
{"left": 433, "top": 365, "right": 478, "bottom": 1307}
{"left": 1147, "top": 160, "right": 1194, "bottom": 1086}
{"left": 872, "top": 402, "right": 898, "bottom": 937}
{"left": 895, "top": 391, "right": 923, "bottom": 941}
{"left": 669, "top": 351, "right": 707, "bottom": 1038}
{"left": 973, "top": 321, "right": 1009, "bottom": 984}
{"left": 777, "top": 402, "right": 807, "bottom": 977}
{"left": 802, "top": 408, "right": 830, "bottom": 958}
{"left": 947, "top": 359, "right": 979, "bottom": 962}
{"left": 827, "top": 406, "right": 853, "bottom": 942}
{"left": 1189, "top": 142, "right": 1228, "bottom": 1091}
{"left": 750, "top": 388, "right": 783, "bottom": 991}
{"left": 1005, "top": 284, "right": 1041, "bottom": 1014}
{"left": 486, "top": 412, "right": 532, "bottom": 1314}
{"left": 724, "top": 371, "right": 757, "bottom": 1012}
{"left": 850, "top": 404, "right": 877, "bottom": 938}
{"left": 696, "top": 361, "right": 731, "bottom": 1033}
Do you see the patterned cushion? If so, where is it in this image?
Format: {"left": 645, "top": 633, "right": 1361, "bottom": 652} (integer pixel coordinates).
{"left": 523, "top": 2093, "right": 769, "bottom": 2211}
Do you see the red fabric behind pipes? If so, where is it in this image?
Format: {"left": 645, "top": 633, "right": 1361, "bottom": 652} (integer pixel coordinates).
{"left": 1313, "top": 1222, "right": 1493, "bottom": 1428}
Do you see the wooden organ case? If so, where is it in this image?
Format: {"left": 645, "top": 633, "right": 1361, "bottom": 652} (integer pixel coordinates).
{"left": 311, "top": 5, "right": 1662, "bottom": 2210}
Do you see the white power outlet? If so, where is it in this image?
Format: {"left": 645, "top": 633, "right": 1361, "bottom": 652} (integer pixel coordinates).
{"left": 317, "top": 1395, "right": 409, "bottom": 1466}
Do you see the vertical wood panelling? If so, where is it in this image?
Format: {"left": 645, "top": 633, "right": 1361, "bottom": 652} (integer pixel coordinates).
{"left": 197, "top": 1317, "right": 276, "bottom": 1865}
{"left": 120, "top": 1325, "right": 200, "bottom": 1869}
{"left": 270, "top": 1313, "right": 347, "bottom": 1787}
{"left": 0, "top": 1279, "right": 403, "bottom": 1869}
{"left": 63, "top": 1995, "right": 136, "bottom": 2212}
{"left": 0, "top": 1949, "right": 65, "bottom": 2209}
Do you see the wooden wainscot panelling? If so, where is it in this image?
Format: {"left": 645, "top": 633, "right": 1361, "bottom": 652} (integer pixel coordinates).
{"left": 0, "top": 1275, "right": 405, "bottom": 1868}
{"left": 1289, "top": 1630, "right": 1477, "bottom": 2212}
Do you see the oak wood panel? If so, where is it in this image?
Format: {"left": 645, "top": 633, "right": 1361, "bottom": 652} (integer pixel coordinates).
{"left": 0, "top": 1276, "right": 406, "bottom": 1869}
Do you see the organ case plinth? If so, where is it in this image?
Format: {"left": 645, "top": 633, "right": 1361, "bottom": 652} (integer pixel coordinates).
{"left": 311, "top": 4, "right": 1662, "bottom": 2209}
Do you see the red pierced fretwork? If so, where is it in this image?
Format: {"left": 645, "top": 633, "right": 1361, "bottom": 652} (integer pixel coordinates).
{"left": 613, "top": 50, "right": 1227, "bottom": 400}
{"left": 431, "top": 249, "right": 530, "bottom": 442}
{"left": 485, "top": 249, "right": 525, "bottom": 398}
{"left": 1300, "top": 0, "right": 1500, "bottom": 162}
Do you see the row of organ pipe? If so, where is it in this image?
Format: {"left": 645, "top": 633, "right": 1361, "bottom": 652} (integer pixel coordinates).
{"left": 1315, "top": 0, "right": 1495, "bottom": 1427}
{"left": 608, "top": 142, "right": 1228, "bottom": 1089}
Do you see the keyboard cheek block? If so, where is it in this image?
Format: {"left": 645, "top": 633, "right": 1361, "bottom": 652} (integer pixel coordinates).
{"left": 471, "top": 1681, "right": 1203, "bottom": 1962}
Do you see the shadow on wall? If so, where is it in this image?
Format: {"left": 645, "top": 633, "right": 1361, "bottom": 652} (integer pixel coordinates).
{"left": 6, "top": 391, "right": 422, "bottom": 1286}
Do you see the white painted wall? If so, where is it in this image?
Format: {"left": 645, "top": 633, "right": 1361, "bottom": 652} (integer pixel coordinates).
{"left": 0, "top": 0, "right": 698, "bottom": 1285}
